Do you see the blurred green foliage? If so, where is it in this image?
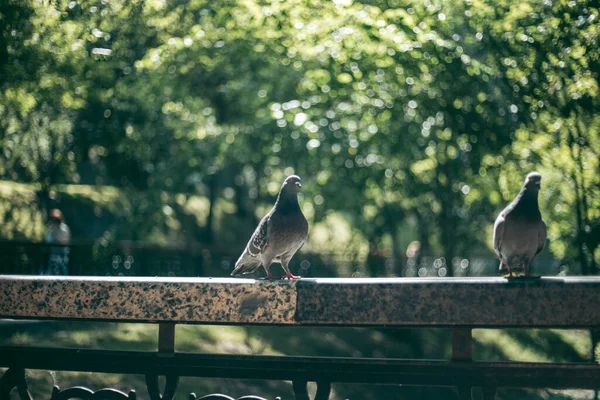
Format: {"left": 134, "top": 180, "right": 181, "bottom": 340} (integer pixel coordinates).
{"left": 0, "top": 0, "right": 598, "bottom": 275}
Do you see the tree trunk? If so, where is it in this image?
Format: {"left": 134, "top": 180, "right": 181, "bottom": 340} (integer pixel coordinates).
{"left": 204, "top": 174, "right": 218, "bottom": 244}
{"left": 389, "top": 224, "right": 401, "bottom": 276}
{"left": 416, "top": 212, "right": 430, "bottom": 269}
{"left": 234, "top": 176, "right": 248, "bottom": 219}
{"left": 439, "top": 194, "right": 456, "bottom": 277}
{"left": 383, "top": 205, "right": 402, "bottom": 276}
{"left": 36, "top": 187, "right": 51, "bottom": 221}
{"left": 366, "top": 236, "right": 383, "bottom": 278}
{"left": 442, "top": 223, "right": 456, "bottom": 277}
{"left": 569, "top": 133, "right": 589, "bottom": 275}
{"left": 436, "top": 163, "right": 456, "bottom": 277}
{"left": 574, "top": 116, "right": 597, "bottom": 274}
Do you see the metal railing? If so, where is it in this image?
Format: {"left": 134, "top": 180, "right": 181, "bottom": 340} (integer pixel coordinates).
{"left": 2, "top": 239, "right": 556, "bottom": 279}
{"left": 0, "top": 241, "right": 347, "bottom": 278}
{"left": 1, "top": 275, "right": 600, "bottom": 399}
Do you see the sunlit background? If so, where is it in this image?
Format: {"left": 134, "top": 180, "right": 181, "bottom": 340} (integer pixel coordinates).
{"left": 0, "top": 0, "right": 599, "bottom": 398}
{"left": 1, "top": 0, "right": 599, "bottom": 278}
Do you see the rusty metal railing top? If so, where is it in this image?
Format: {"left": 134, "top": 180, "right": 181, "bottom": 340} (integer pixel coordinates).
{"left": 2, "top": 275, "right": 600, "bottom": 327}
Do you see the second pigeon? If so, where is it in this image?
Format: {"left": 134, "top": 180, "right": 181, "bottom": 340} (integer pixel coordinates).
{"left": 493, "top": 172, "right": 547, "bottom": 278}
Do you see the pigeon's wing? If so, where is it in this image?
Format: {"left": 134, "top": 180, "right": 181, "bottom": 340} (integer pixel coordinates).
{"left": 493, "top": 215, "right": 505, "bottom": 259}
{"left": 231, "top": 212, "right": 272, "bottom": 276}
{"left": 247, "top": 213, "right": 271, "bottom": 256}
{"left": 282, "top": 215, "right": 309, "bottom": 258}
{"left": 536, "top": 220, "right": 547, "bottom": 255}
{"left": 296, "top": 217, "right": 309, "bottom": 250}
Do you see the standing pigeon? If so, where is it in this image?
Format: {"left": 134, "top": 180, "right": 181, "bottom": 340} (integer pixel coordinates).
{"left": 231, "top": 175, "right": 308, "bottom": 279}
{"left": 493, "top": 172, "right": 547, "bottom": 277}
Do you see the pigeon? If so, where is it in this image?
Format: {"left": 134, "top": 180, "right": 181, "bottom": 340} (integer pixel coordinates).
{"left": 493, "top": 172, "right": 547, "bottom": 278}
{"left": 231, "top": 175, "right": 308, "bottom": 279}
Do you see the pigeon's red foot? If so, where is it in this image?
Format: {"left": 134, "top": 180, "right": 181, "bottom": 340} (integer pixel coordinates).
{"left": 283, "top": 273, "right": 301, "bottom": 280}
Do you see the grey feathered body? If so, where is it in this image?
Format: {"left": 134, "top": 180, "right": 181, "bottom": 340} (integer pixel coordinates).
{"left": 232, "top": 185, "right": 308, "bottom": 277}
{"left": 493, "top": 188, "right": 546, "bottom": 276}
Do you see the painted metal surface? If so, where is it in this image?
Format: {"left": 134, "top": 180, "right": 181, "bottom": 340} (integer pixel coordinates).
{"left": 1, "top": 346, "right": 599, "bottom": 388}
{"left": 2, "top": 276, "right": 600, "bottom": 399}
{"left": 2, "top": 275, "right": 600, "bottom": 327}
{"left": 0, "top": 276, "right": 297, "bottom": 324}
{"left": 295, "top": 277, "right": 600, "bottom": 327}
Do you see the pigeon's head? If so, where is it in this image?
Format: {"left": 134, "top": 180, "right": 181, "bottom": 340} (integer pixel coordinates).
{"left": 282, "top": 175, "right": 302, "bottom": 194}
{"left": 524, "top": 172, "right": 542, "bottom": 192}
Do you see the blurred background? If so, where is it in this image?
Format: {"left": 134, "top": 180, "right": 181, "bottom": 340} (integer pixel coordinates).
{"left": 0, "top": 0, "right": 599, "bottom": 278}
{"left": 1, "top": 0, "right": 599, "bottom": 398}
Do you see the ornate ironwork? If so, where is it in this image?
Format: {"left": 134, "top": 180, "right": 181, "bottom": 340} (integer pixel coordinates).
{"left": 50, "top": 386, "right": 136, "bottom": 400}
{"left": 145, "top": 375, "right": 179, "bottom": 400}
{"left": 0, "top": 369, "right": 305, "bottom": 400}
{"left": 0, "top": 366, "right": 328, "bottom": 400}
{"left": 0, "top": 368, "right": 31, "bottom": 400}
{"left": 292, "top": 381, "right": 331, "bottom": 400}
{"left": 0, "top": 373, "right": 315, "bottom": 400}
{"left": 194, "top": 396, "right": 270, "bottom": 400}
{"left": 3, "top": 339, "right": 600, "bottom": 400}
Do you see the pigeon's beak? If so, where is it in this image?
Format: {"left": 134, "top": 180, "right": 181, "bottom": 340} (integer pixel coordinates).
{"left": 295, "top": 182, "right": 302, "bottom": 189}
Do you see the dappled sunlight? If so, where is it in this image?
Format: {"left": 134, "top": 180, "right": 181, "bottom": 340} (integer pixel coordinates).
{"left": 0, "top": 182, "right": 44, "bottom": 241}
{"left": 3, "top": 322, "right": 595, "bottom": 399}
{"left": 1, "top": 0, "right": 599, "bottom": 398}
{"left": 474, "top": 329, "right": 592, "bottom": 363}
{"left": 1, "top": 0, "right": 598, "bottom": 273}
{"left": 304, "top": 213, "right": 368, "bottom": 262}
{"left": 0, "top": 322, "right": 158, "bottom": 351}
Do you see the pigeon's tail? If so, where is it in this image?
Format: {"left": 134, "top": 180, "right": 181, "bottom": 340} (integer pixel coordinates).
{"left": 231, "top": 251, "right": 261, "bottom": 276}
{"left": 498, "top": 261, "right": 508, "bottom": 275}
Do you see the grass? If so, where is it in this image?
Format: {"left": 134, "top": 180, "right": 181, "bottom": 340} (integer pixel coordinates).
{"left": 0, "top": 321, "right": 596, "bottom": 400}
{"left": 474, "top": 329, "right": 591, "bottom": 363}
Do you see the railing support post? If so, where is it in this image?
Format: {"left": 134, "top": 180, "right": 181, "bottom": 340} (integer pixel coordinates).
{"left": 457, "top": 385, "right": 471, "bottom": 400}
{"left": 292, "top": 380, "right": 310, "bottom": 400}
{"left": 452, "top": 329, "right": 473, "bottom": 400}
{"left": 0, "top": 368, "right": 31, "bottom": 400}
{"left": 315, "top": 381, "right": 331, "bottom": 400}
{"left": 147, "top": 323, "right": 178, "bottom": 400}
{"left": 451, "top": 328, "right": 472, "bottom": 361}
{"left": 145, "top": 375, "right": 178, "bottom": 400}
{"left": 482, "top": 385, "right": 497, "bottom": 400}
{"left": 159, "top": 323, "right": 176, "bottom": 354}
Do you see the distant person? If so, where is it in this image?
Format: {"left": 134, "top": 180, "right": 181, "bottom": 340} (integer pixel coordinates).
{"left": 41, "top": 209, "right": 71, "bottom": 275}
